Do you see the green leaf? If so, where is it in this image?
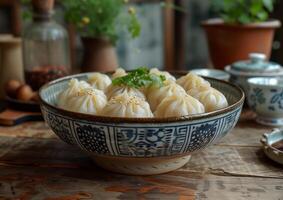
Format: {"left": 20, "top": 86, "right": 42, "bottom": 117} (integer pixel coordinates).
{"left": 263, "top": 0, "right": 274, "bottom": 12}
{"left": 257, "top": 11, "right": 268, "bottom": 21}
{"left": 60, "top": 0, "right": 140, "bottom": 44}
{"left": 238, "top": 14, "right": 252, "bottom": 24}
{"left": 211, "top": 0, "right": 275, "bottom": 24}
{"left": 250, "top": 2, "right": 263, "bottom": 15}
{"left": 22, "top": 11, "right": 32, "bottom": 21}
{"left": 160, "top": 2, "right": 187, "bottom": 13}
{"left": 21, "top": 0, "right": 31, "bottom": 4}
{"left": 128, "top": 14, "right": 141, "bottom": 38}
{"left": 112, "top": 67, "right": 166, "bottom": 89}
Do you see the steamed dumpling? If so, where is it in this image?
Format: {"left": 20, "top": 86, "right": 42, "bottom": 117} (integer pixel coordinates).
{"left": 101, "top": 94, "right": 153, "bottom": 118}
{"left": 88, "top": 73, "right": 111, "bottom": 91}
{"left": 154, "top": 94, "right": 205, "bottom": 117}
{"left": 176, "top": 72, "right": 210, "bottom": 91}
{"left": 188, "top": 86, "right": 228, "bottom": 112}
{"left": 61, "top": 88, "right": 107, "bottom": 114}
{"left": 112, "top": 68, "right": 127, "bottom": 79}
{"left": 57, "top": 78, "right": 91, "bottom": 107}
{"left": 150, "top": 68, "right": 176, "bottom": 81}
{"left": 105, "top": 84, "right": 146, "bottom": 100}
{"left": 147, "top": 80, "right": 187, "bottom": 111}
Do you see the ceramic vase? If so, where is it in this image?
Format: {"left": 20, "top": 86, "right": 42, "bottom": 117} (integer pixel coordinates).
{"left": 0, "top": 35, "right": 24, "bottom": 98}
{"left": 81, "top": 37, "right": 118, "bottom": 72}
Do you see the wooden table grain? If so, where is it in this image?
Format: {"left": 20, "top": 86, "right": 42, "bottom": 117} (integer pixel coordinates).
{"left": 0, "top": 110, "right": 282, "bottom": 200}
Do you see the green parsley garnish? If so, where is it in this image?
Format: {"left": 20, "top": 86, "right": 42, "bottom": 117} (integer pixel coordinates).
{"left": 112, "top": 67, "right": 166, "bottom": 89}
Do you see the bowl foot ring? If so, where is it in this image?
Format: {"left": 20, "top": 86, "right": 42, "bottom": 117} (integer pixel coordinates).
{"left": 92, "top": 155, "right": 192, "bottom": 175}
{"left": 256, "top": 116, "right": 283, "bottom": 127}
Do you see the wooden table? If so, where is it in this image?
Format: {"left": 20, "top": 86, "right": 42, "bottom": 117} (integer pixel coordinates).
{"left": 0, "top": 110, "right": 282, "bottom": 200}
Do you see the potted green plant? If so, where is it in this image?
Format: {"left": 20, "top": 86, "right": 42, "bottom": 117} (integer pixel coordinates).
{"left": 202, "top": 0, "right": 281, "bottom": 69}
{"left": 61, "top": 0, "right": 141, "bottom": 72}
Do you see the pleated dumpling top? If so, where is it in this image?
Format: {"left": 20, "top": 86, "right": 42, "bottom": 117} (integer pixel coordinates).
{"left": 57, "top": 78, "right": 91, "bottom": 107}
{"left": 88, "top": 73, "right": 112, "bottom": 91}
{"left": 150, "top": 68, "right": 176, "bottom": 82}
{"left": 61, "top": 88, "right": 107, "bottom": 114}
{"left": 188, "top": 86, "right": 228, "bottom": 112}
{"left": 111, "top": 68, "right": 127, "bottom": 79}
{"left": 147, "top": 80, "right": 187, "bottom": 111}
{"left": 101, "top": 94, "right": 153, "bottom": 118}
{"left": 176, "top": 72, "right": 210, "bottom": 91}
{"left": 154, "top": 94, "right": 205, "bottom": 118}
{"left": 105, "top": 84, "right": 146, "bottom": 100}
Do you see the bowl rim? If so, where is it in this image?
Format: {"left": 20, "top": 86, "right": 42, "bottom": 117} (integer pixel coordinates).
{"left": 39, "top": 71, "right": 245, "bottom": 124}
{"left": 247, "top": 77, "right": 283, "bottom": 88}
{"left": 190, "top": 68, "right": 230, "bottom": 79}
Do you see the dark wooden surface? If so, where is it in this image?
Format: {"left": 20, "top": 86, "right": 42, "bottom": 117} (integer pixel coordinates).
{"left": 0, "top": 110, "right": 282, "bottom": 200}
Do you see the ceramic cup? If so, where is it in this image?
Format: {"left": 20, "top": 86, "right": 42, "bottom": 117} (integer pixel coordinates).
{"left": 247, "top": 77, "right": 283, "bottom": 126}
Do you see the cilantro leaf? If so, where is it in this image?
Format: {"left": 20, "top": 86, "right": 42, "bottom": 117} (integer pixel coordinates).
{"left": 112, "top": 67, "right": 166, "bottom": 89}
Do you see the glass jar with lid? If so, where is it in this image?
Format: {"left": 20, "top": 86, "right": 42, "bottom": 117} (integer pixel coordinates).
{"left": 22, "top": 0, "right": 70, "bottom": 90}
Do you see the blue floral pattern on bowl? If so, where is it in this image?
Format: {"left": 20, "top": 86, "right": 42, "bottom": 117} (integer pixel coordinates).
{"left": 269, "top": 89, "right": 283, "bottom": 111}
{"left": 249, "top": 88, "right": 266, "bottom": 111}
{"left": 41, "top": 106, "right": 241, "bottom": 157}
{"left": 247, "top": 77, "right": 283, "bottom": 126}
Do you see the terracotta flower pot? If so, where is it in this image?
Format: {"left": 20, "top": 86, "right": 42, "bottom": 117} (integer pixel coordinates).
{"left": 81, "top": 37, "right": 118, "bottom": 72}
{"left": 202, "top": 19, "right": 281, "bottom": 69}
{"left": 32, "top": 0, "right": 54, "bottom": 14}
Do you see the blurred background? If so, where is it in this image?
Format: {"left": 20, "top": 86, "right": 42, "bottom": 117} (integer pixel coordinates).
{"left": 0, "top": 0, "right": 283, "bottom": 125}
{"left": 0, "top": 0, "right": 282, "bottom": 72}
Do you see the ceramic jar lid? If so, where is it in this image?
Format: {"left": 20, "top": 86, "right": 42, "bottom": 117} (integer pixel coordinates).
{"left": 226, "top": 53, "right": 283, "bottom": 76}
{"left": 232, "top": 53, "right": 281, "bottom": 72}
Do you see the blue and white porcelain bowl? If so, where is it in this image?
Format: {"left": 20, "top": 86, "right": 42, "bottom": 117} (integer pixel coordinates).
{"left": 248, "top": 77, "right": 283, "bottom": 126}
{"left": 39, "top": 72, "right": 244, "bottom": 175}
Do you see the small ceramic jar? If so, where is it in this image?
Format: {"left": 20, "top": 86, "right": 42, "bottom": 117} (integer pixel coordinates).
{"left": 225, "top": 53, "right": 283, "bottom": 96}
{"left": 247, "top": 77, "right": 283, "bottom": 126}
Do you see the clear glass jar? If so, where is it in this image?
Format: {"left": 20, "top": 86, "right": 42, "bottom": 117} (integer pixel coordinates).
{"left": 22, "top": 12, "right": 70, "bottom": 90}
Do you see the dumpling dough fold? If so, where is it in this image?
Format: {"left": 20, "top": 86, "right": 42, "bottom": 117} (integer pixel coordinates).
{"left": 154, "top": 94, "right": 205, "bottom": 117}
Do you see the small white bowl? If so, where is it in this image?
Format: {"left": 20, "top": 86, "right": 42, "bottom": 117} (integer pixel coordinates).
{"left": 191, "top": 69, "right": 230, "bottom": 81}
{"left": 247, "top": 77, "right": 283, "bottom": 126}
{"left": 261, "top": 128, "right": 283, "bottom": 165}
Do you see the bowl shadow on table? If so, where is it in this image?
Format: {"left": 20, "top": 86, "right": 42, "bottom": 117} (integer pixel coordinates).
{"left": 0, "top": 134, "right": 203, "bottom": 182}
{"left": 256, "top": 148, "right": 283, "bottom": 169}
{"left": 237, "top": 109, "right": 276, "bottom": 130}
{"left": 0, "top": 136, "right": 112, "bottom": 176}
